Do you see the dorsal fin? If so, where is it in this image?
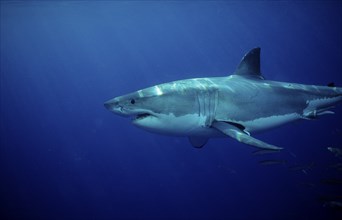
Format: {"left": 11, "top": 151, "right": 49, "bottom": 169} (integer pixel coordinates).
{"left": 234, "top": 47, "right": 263, "bottom": 79}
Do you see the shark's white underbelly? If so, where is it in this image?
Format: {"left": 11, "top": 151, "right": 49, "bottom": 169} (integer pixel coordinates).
{"left": 133, "top": 113, "right": 222, "bottom": 137}
{"left": 240, "top": 112, "right": 301, "bottom": 133}
{"left": 134, "top": 111, "right": 303, "bottom": 137}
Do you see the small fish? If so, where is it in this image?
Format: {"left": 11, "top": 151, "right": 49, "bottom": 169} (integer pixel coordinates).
{"left": 321, "top": 178, "right": 342, "bottom": 185}
{"left": 289, "top": 162, "right": 315, "bottom": 174}
{"left": 258, "top": 160, "right": 287, "bottom": 166}
{"left": 323, "top": 201, "right": 342, "bottom": 210}
{"left": 252, "top": 149, "right": 281, "bottom": 155}
{"left": 225, "top": 168, "right": 237, "bottom": 174}
{"left": 319, "top": 195, "right": 342, "bottom": 201}
{"left": 327, "top": 147, "right": 342, "bottom": 157}
{"left": 298, "top": 182, "right": 315, "bottom": 188}
{"left": 217, "top": 165, "right": 237, "bottom": 174}
{"left": 329, "top": 163, "right": 342, "bottom": 168}
{"left": 332, "top": 128, "right": 342, "bottom": 136}
{"left": 329, "top": 163, "right": 342, "bottom": 172}
{"left": 289, "top": 151, "right": 297, "bottom": 158}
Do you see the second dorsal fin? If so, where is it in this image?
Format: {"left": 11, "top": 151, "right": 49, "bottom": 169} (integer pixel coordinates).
{"left": 234, "top": 47, "right": 264, "bottom": 79}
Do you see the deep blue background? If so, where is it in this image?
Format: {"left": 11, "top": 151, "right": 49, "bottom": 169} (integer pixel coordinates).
{"left": 1, "top": 1, "right": 342, "bottom": 220}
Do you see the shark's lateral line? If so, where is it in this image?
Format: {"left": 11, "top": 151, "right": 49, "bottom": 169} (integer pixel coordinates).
{"left": 104, "top": 48, "right": 342, "bottom": 150}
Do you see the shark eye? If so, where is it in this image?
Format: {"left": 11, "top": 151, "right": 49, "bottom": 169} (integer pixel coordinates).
{"left": 130, "top": 99, "right": 135, "bottom": 104}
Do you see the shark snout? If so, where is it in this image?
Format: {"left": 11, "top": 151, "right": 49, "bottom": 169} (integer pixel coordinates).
{"left": 104, "top": 98, "right": 130, "bottom": 117}
{"left": 104, "top": 100, "right": 114, "bottom": 110}
{"left": 104, "top": 98, "right": 120, "bottom": 112}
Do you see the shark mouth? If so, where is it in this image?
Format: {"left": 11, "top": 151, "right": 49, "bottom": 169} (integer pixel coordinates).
{"left": 133, "top": 112, "right": 156, "bottom": 122}
{"left": 136, "top": 113, "right": 152, "bottom": 120}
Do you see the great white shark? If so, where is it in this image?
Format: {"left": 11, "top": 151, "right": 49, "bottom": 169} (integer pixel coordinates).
{"left": 104, "top": 48, "right": 342, "bottom": 150}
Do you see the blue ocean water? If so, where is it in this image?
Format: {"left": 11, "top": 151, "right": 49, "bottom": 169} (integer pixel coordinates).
{"left": 1, "top": 1, "right": 342, "bottom": 220}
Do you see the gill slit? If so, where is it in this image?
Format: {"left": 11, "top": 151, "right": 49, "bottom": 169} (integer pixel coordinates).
{"left": 197, "top": 89, "right": 219, "bottom": 127}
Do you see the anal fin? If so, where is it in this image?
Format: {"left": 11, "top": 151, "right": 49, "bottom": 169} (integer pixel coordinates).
{"left": 212, "top": 121, "right": 282, "bottom": 150}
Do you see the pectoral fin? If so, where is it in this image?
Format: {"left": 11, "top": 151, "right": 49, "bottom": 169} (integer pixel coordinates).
{"left": 188, "top": 136, "right": 209, "bottom": 148}
{"left": 212, "top": 121, "right": 282, "bottom": 150}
